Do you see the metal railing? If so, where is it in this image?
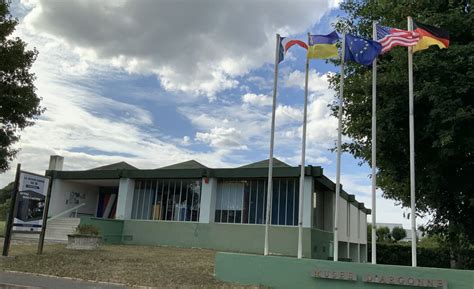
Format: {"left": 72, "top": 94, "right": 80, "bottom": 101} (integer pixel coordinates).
{"left": 48, "top": 203, "right": 86, "bottom": 221}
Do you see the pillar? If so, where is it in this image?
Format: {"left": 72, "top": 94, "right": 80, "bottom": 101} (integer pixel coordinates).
{"left": 199, "top": 177, "right": 217, "bottom": 223}
{"left": 116, "top": 178, "right": 135, "bottom": 220}
{"left": 48, "top": 155, "right": 64, "bottom": 170}
{"left": 302, "top": 176, "right": 313, "bottom": 228}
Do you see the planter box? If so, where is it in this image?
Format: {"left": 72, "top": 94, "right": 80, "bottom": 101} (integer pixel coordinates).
{"left": 67, "top": 234, "right": 102, "bottom": 250}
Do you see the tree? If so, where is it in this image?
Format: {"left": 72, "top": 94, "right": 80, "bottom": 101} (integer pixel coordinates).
{"left": 330, "top": 1, "right": 474, "bottom": 261}
{"left": 392, "top": 226, "right": 407, "bottom": 242}
{"left": 376, "top": 226, "right": 391, "bottom": 242}
{"left": 0, "top": 0, "right": 43, "bottom": 172}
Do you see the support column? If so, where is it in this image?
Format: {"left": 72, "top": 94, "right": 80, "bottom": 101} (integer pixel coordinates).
{"left": 302, "top": 176, "right": 313, "bottom": 228}
{"left": 116, "top": 178, "right": 135, "bottom": 220}
{"left": 199, "top": 177, "right": 217, "bottom": 223}
{"left": 48, "top": 155, "right": 64, "bottom": 171}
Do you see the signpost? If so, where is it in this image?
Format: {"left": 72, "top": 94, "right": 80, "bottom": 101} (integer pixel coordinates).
{"left": 2, "top": 164, "right": 51, "bottom": 256}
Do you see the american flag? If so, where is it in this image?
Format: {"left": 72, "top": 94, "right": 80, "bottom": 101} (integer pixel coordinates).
{"left": 376, "top": 24, "right": 420, "bottom": 53}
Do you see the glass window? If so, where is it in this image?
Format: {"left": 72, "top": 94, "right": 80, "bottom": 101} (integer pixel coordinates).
{"left": 131, "top": 179, "right": 201, "bottom": 222}
{"left": 215, "top": 178, "right": 299, "bottom": 226}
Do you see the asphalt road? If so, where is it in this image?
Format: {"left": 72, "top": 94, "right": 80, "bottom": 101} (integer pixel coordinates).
{"left": 0, "top": 271, "right": 130, "bottom": 289}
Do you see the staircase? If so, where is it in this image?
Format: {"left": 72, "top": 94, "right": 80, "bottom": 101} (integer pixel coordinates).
{"left": 45, "top": 217, "right": 80, "bottom": 241}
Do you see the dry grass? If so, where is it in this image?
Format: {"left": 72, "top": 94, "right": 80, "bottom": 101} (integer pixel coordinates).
{"left": 0, "top": 242, "right": 265, "bottom": 288}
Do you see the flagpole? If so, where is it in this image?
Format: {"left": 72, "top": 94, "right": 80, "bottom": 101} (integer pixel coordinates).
{"left": 371, "top": 21, "right": 377, "bottom": 264}
{"left": 333, "top": 32, "right": 345, "bottom": 262}
{"left": 407, "top": 16, "right": 417, "bottom": 268}
{"left": 297, "top": 32, "right": 310, "bottom": 259}
{"left": 264, "top": 33, "right": 281, "bottom": 256}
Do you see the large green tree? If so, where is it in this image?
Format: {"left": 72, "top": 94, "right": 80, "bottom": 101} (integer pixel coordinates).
{"left": 330, "top": 0, "right": 473, "bottom": 261}
{"left": 0, "top": 0, "right": 42, "bottom": 172}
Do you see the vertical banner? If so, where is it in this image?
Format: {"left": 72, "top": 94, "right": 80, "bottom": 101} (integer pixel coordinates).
{"left": 13, "top": 171, "right": 50, "bottom": 232}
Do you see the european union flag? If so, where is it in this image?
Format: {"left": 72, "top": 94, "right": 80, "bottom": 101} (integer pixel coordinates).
{"left": 344, "top": 34, "right": 382, "bottom": 66}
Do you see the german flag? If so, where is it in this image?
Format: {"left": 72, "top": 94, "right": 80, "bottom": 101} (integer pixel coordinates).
{"left": 413, "top": 20, "right": 449, "bottom": 52}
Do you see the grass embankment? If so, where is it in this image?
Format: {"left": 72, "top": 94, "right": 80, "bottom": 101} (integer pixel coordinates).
{"left": 0, "top": 242, "right": 263, "bottom": 288}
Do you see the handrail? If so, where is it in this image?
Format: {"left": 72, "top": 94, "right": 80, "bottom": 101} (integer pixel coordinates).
{"left": 48, "top": 203, "right": 86, "bottom": 221}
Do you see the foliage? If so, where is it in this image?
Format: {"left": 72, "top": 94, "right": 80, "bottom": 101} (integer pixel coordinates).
{"left": 1, "top": 0, "right": 43, "bottom": 172}
{"left": 367, "top": 224, "right": 372, "bottom": 241}
{"left": 391, "top": 226, "right": 407, "bottom": 242}
{"left": 0, "top": 197, "right": 10, "bottom": 221}
{"left": 376, "top": 226, "right": 390, "bottom": 242}
{"left": 0, "top": 181, "right": 13, "bottom": 203}
{"left": 75, "top": 224, "right": 100, "bottom": 236}
{"left": 0, "top": 220, "right": 5, "bottom": 237}
{"left": 330, "top": 0, "right": 474, "bottom": 250}
{"left": 368, "top": 242, "right": 474, "bottom": 270}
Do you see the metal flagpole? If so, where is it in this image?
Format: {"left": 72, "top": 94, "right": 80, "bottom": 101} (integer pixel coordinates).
{"left": 371, "top": 21, "right": 378, "bottom": 264}
{"left": 407, "top": 16, "right": 417, "bottom": 267}
{"left": 264, "top": 34, "right": 281, "bottom": 256}
{"left": 333, "top": 32, "right": 346, "bottom": 262}
{"left": 297, "top": 32, "right": 310, "bottom": 259}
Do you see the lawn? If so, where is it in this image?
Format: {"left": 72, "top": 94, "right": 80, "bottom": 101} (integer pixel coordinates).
{"left": 0, "top": 242, "right": 264, "bottom": 288}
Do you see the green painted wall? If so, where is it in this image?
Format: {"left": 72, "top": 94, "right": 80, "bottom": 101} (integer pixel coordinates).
{"left": 122, "top": 220, "right": 333, "bottom": 258}
{"left": 80, "top": 217, "right": 124, "bottom": 244}
{"left": 215, "top": 253, "right": 474, "bottom": 289}
{"left": 311, "top": 228, "right": 333, "bottom": 260}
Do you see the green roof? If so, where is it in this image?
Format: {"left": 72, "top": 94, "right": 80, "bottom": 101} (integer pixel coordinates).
{"left": 90, "top": 161, "right": 137, "bottom": 170}
{"left": 159, "top": 160, "right": 208, "bottom": 169}
{"left": 238, "top": 158, "right": 290, "bottom": 169}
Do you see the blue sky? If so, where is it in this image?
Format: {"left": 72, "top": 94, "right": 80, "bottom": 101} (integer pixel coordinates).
{"left": 1, "top": 0, "right": 419, "bottom": 228}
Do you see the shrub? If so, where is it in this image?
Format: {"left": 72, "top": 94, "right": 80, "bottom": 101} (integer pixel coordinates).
{"left": 391, "top": 227, "right": 407, "bottom": 242}
{"left": 75, "top": 224, "right": 100, "bottom": 236}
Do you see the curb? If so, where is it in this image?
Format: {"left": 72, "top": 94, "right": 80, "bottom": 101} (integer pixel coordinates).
{"left": 2, "top": 270, "right": 132, "bottom": 288}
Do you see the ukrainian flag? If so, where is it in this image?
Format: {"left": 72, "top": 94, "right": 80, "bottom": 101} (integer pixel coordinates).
{"left": 307, "top": 31, "right": 339, "bottom": 59}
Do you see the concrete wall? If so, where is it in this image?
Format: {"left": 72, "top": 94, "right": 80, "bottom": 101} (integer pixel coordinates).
{"left": 216, "top": 253, "right": 474, "bottom": 289}
{"left": 121, "top": 219, "right": 332, "bottom": 259}
{"left": 349, "top": 203, "right": 359, "bottom": 243}
{"left": 49, "top": 180, "right": 99, "bottom": 217}
{"left": 337, "top": 197, "right": 348, "bottom": 242}
{"left": 359, "top": 211, "right": 367, "bottom": 244}
{"left": 80, "top": 217, "right": 124, "bottom": 244}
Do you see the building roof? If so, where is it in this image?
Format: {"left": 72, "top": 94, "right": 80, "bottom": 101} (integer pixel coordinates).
{"left": 159, "top": 160, "right": 208, "bottom": 170}
{"left": 238, "top": 158, "right": 290, "bottom": 169}
{"left": 90, "top": 161, "right": 137, "bottom": 170}
{"left": 46, "top": 158, "right": 370, "bottom": 214}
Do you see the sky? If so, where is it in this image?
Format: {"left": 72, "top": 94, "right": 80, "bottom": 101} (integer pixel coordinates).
{"left": 1, "top": 0, "right": 421, "bottom": 228}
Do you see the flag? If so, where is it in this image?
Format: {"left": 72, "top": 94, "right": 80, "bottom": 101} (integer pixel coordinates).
{"left": 344, "top": 34, "right": 382, "bottom": 66}
{"left": 376, "top": 24, "right": 420, "bottom": 53}
{"left": 307, "top": 31, "right": 339, "bottom": 59}
{"left": 412, "top": 21, "right": 449, "bottom": 52}
{"left": 279, "top": 37, "right": 308, "bottom": 63}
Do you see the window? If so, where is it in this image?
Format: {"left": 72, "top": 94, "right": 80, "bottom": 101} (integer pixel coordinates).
{"left": 215, "top": 178, "right": 299, "bottom": 226}
{"left": 131, "top": 179, "right": 201, "bottom": 221}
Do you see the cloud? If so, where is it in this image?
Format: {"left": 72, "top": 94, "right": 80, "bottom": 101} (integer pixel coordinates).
{"left": 22, "top": 0, "right": 338, "bottom": 99}
{"left": 195, "top": 127, "right": 248, "bottom": 150}
{"left": 242, "top": 93, "right": 272, "bottom": 107}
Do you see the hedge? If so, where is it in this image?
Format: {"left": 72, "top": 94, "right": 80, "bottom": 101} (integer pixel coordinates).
{"left": 368, "top": 242, "right": 474, "bottom": 269}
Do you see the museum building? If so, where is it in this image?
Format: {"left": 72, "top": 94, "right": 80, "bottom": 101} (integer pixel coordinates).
{"left": 44, "top": 155, "right": 370, "bottom": 261}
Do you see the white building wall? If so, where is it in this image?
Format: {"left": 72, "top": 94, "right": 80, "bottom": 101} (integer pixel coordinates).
{"left": 349, "top": 203, "right": 359, "bottom": 243}
{"left": 359, "top": 211, "right": 368, "bottom": 244}
{"left": 48, "top": 179, "right": 99, "bottom": 217}
{"left": 337, "top": 197, "right": 348, "bottom": 242}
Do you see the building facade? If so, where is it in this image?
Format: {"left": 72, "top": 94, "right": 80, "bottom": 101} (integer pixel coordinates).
{"left": 46, "top": 155, "right": 370, "bottom": 262}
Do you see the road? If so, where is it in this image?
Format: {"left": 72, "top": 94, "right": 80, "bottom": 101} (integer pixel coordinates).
{"left": 0, "top": 271, "right": 130, "bottom": 289}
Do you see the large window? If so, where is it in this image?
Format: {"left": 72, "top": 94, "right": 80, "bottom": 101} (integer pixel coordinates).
{"left": 131, "top": 179, "right": 201, "bottom": 222}
{"left": 215, "top": 178, "right": 299, "bottom": 226}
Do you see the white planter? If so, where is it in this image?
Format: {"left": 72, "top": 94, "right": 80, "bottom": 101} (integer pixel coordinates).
{"left": 66, "top": 234, "right": 102, "bottom": 250}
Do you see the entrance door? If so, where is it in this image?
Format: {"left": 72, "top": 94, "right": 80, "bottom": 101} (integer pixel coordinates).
{"left": 96, "top": 187, "right": 119, "bottom": 218}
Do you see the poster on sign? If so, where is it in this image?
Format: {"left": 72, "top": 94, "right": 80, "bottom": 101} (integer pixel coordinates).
{"left": 13, "top": 172, "right": 49, "bottom": 232}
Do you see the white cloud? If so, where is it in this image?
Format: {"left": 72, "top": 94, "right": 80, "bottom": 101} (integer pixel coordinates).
{"left": 195, "top": 127, "right": 248, "bottom": 151}
{"left": 22, "top": 0, "right": 338, "bottom": 99}
{"left": 242, "top": 93, "right": 272, "bottom": 107}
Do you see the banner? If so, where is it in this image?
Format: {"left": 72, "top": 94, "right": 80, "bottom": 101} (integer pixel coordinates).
{"left": 13, "top": 171, "right": 49, "bottom": 232}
